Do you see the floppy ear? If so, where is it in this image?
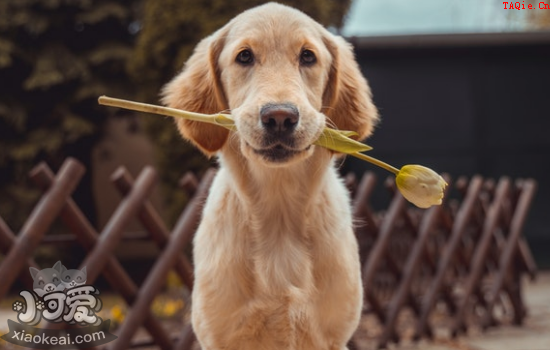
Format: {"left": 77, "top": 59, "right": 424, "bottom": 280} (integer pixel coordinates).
{"left": 322, "top": 35, "right": 379, "bottom": 141}
{"left": 162, "top": 31, "right": 229, "bottom": 156}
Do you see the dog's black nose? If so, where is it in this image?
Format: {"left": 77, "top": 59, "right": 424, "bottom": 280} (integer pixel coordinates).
{"left": 260, "top": 103, "right": 299, "bottom": 134}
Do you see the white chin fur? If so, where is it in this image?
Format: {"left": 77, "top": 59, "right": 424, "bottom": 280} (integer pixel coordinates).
{"left": 241, "top": 142, "right": 315, "bottom": 168}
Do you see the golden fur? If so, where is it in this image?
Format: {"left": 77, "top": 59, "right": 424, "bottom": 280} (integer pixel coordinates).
{"left": 162, "top": 3, "right": 378, "bottom": 349}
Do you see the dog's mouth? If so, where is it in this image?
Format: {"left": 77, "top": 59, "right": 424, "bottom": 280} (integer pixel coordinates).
{"left": 250, "top": 143, "right": 312, "bottom": 163}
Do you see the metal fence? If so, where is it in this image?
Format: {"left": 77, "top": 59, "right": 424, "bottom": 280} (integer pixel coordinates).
{"left": 0, "top": 157, "right": 538, "bottom": 349}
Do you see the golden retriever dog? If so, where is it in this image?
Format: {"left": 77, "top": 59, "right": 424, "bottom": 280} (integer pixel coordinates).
{"left": 162, "top": 3, "right": 378, "bottom": 349}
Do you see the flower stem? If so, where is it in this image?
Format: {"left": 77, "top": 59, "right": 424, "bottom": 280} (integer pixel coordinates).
{"left": 98, "top": 95, "right": 399, "bottom": 174}
{"left": 97, "top": 96, "right": 234, "bottom": 128}
{"left": 350, "top": 152, "right": 400, "bottom": 175}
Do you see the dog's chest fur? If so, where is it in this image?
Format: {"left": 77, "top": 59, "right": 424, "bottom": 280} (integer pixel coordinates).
{"left": 191, "top": 154, "right": 363, "bottom": 350}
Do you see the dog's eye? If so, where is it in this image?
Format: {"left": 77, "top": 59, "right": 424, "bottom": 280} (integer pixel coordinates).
{"left": 236, "top": 49, "right": 254, "bottom": 65}
{"left": 300, "top": 49, "right": 316, "bottom": 66}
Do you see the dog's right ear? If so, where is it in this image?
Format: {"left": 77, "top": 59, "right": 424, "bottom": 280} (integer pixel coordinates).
{"left": 162, "top": 30, "right": 229, "bottom": 156}
{"left": 321, "top": 34, "right": 379, "bottom": 141}
{"left": 29, "top": 267, "right": 39, "bottom": 279}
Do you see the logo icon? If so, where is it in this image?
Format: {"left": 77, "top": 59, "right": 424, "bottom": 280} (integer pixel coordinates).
{"left": 1, "top": 261, "right": 117, "bottom": 349}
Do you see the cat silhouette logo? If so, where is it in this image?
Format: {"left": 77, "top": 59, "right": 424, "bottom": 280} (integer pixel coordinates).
{"left": 1, "top": 261, "right": 117, "bottom": 349}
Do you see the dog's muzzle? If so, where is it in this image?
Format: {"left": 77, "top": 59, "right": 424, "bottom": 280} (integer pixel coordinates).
{"left": 253, "top": 103, "right": 307, "bottom": 162}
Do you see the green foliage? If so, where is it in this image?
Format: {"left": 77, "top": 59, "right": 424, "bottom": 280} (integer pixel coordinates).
{"left": 0, "top": 0, "right": 351, "bottom": 229}
{"left": 129, "top": 0, "right": 351, "bottom": 98}
{"left": 129, "top": 0, "right": 351, "bottom": 224}
{"left": 0, "top": 0, "right": 139, "bottom": 229}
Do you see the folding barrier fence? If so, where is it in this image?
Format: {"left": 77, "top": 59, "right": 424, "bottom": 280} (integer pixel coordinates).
{"left": 0, "top": 158, "right": 538, "bottom": 349}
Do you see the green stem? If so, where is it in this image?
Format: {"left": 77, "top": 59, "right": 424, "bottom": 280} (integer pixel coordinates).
{"left": 98, "top": 95, "right": 400, "bottom": 175}
{"left": 350, "top": 152, "right": 400, "bottom": 175}
{"left": 98, "top": 96, "right": 235, "bottom": 129}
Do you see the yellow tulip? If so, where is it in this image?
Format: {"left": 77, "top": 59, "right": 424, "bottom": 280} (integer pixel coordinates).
{"left": 350, "top": 152, "right": 447, "bottom": 208}
{"left": 98, "top": 96, "right": 446, "bottom": 208}
{"left": 395, "top": 165, "right": 447, "bottom": 208}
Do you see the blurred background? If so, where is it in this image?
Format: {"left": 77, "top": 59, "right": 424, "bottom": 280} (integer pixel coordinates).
{"left": 0, "top": 0, "right": 549, "bottom": 268}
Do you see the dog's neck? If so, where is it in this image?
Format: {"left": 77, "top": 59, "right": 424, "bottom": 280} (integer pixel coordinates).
{"left": 221, "top": 145, "right": 334, "bottom": 215}
{"left": 219, "top": 145, "right": 337, "bottom": 293}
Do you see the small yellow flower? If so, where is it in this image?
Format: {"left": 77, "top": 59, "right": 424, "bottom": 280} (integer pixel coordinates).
{"left": 166, "top": 270, "right": 183, "bottom": 289}
{"left": 151, "top": 297, "right": 185, "bottom": 318}
{"left": 162, "top": 300, "right": 182, "bottom": 317}
{"left": 395, "top": 165, "right": 447, "bottom": 208}
{"left": 110, "top": 305, "right": 125, "bottom": 324}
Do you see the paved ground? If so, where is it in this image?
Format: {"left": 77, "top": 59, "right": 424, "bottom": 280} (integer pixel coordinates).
{"left": 391, "top": 272, "right": 550, "bottom": 350}
{"left": 0, "top": 272, "right": 548, "bottom": 349}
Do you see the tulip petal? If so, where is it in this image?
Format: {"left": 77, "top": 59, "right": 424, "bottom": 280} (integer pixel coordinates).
{"left": 395, "top": 165, "right": 447, "bottom": 208}
{"left": 314, "top": 128, "right": 373, "bottom": 153}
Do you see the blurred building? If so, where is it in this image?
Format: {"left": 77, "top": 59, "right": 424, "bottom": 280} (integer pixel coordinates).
{"left": 343, "top": 31, "right": 550, "bottom": 267}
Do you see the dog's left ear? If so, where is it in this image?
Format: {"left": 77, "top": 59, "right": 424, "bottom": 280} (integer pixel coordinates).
{"left": 322, "top": 34, "right": 379, "bottom": 141}
{"left": 162, "top": 29, "right": 229, "bottom": 156}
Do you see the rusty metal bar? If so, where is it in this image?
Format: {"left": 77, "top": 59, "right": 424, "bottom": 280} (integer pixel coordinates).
{"left": 80, "top": 166, "right": 157, "bottom": 283}
{"left": 481, "top": 179, "right": 537, "bottom": 328}
{"left": 352, "top": 172, "right": 378, "bottom": 230}
{"left": 363, "top": 194, "right": 407, "bottom": 288}
{"left": 352, "top": 172, "right": 378, "bottom": 262}
{"left": 43, "top": 166, "right": 156, "bottom": 350}
{"left": 507, "top": 180, "right": 537, "bottom": 281}
{"left": 379, "top": 180, "right": 450, "bottom": 346}
{"left": 0, "top": 216, "right": 40, "bottom": 290}
{"left": 111, "top": 168, "right": 195, "bottom": 290}
{"left": 174, "top": 324, "right": 197, "bottom": 350}
{"left": 30, "top": 164, "right": 174, "bottom": 350}
{"left": 502, "top": 261, "right": 524, "bottom": 327}
{"left": 451, "top": 177, "right": 511, "bottom": 336}
{"left": 39, "top": 231, "right": 157, "bottom": 244}
{"left": 0, "top": 216, "right": 16, "bottom": 253}
{"left": 344, "top": 172, "right": 358, "bottom": 194}
{"left": 416, "top": 175, "right": 484, "bottom": 338}
{"left": 110, "top": 169, "right": 215, "bottom": 350}
{"left": 0, "top": 158, "right": 85, "bottom": 300}
{"left": 179, "top": 172, "right": 199, "bottom": 195}
{"left": 352, "top": 174, "right": 417, "bottom": 320}
{"left": 518, "top": 237, "right": 537, "bottom": 281}
{"left": 362, "top": 193, "right": 408, "bottom": 323}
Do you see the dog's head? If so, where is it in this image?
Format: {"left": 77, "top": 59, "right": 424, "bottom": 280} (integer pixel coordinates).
{"left": 163, "top": 2, "right": 378, "bottom": 166}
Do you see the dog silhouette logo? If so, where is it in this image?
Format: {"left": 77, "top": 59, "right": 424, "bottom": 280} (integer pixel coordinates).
{"left": 2, "top": 261, "right": 117, "bottom": 348}
{"left": 29, "top": 261, "right": 66, "bottom": 297}
{"left": 61, "top": 266, "right": 87, "bottom": 289}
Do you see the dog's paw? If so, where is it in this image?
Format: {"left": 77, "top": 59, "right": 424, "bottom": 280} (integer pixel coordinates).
{"left": 36, "top": 300, "right": 45, "bottom": 311}
{"left": 12, "top": 301, "right": 23, "bottom": 312}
